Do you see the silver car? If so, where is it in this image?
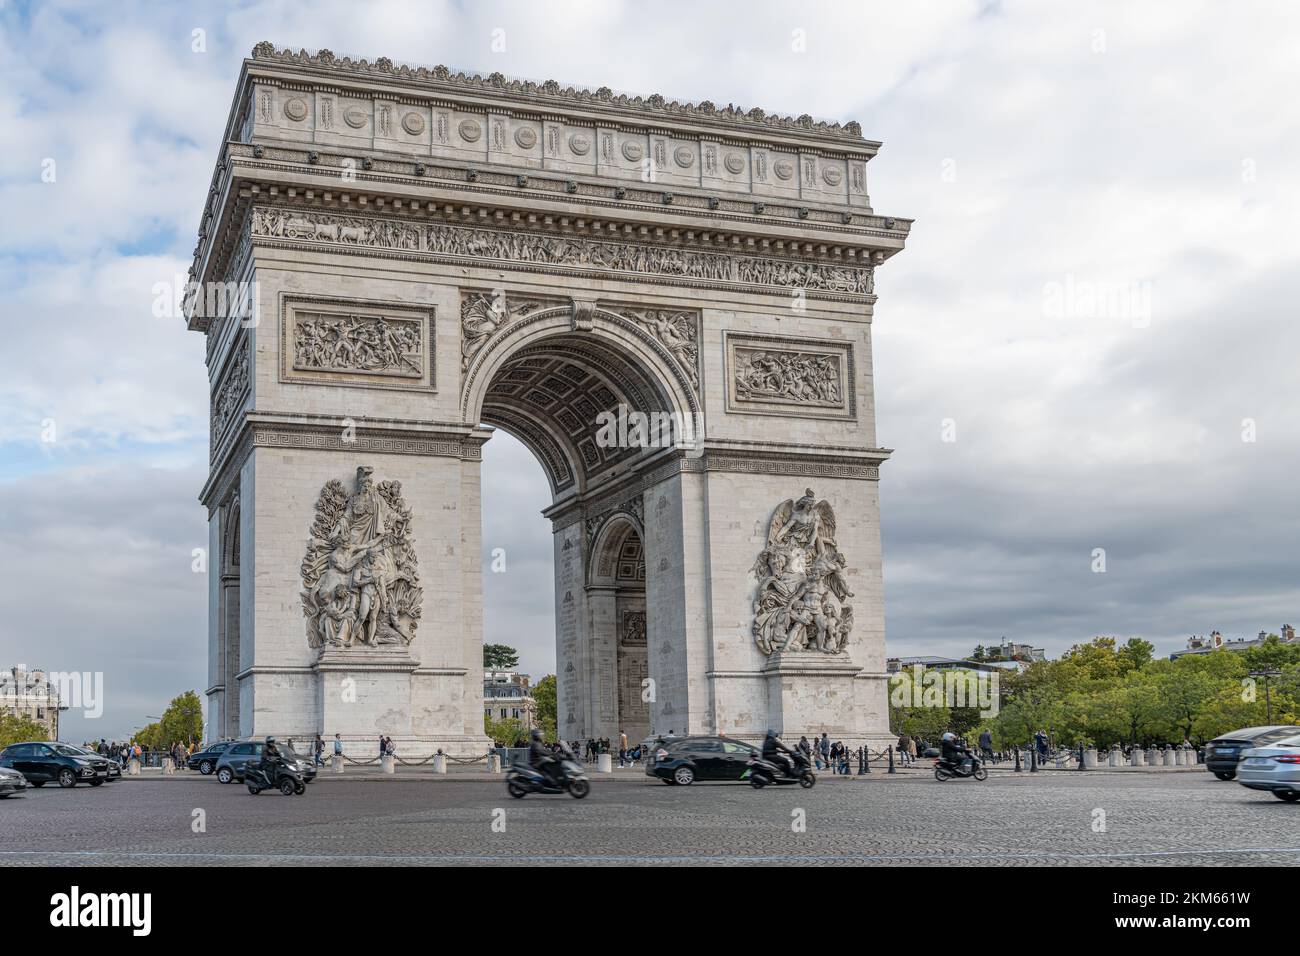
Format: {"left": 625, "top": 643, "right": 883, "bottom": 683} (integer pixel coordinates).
{"left": 1236, "top": 733, "right": 1300, "bottom": 802}
{"left": 0, "top": 766, "right": 28, "bottom": 798}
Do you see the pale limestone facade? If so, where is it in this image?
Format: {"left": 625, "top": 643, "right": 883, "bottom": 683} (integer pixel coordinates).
{"left": 190, "top": 44, "right": 910, "bottom": 753}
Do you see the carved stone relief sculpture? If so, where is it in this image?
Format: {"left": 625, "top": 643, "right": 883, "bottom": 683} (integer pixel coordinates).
{"left": 614, "top": 307, "right": 699, "bottom": 389}
{"left": 300, "top": 466, "right": 422, "bottom": 653}
{"left": 734, "top": 347, "right": 842, "bottom": 407}
{"left": 460, "top": 291, "right": 548, "bottom": 371}
{"left": 751, "top": 489, "right": 854, "bottom": 656}
{"left": 294, "top": 311, "right": 422, "bottom": 377}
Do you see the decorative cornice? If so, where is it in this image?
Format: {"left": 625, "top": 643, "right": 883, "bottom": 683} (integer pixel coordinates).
{"left": 250, "top": 42, "right": 872, "bottom": 143}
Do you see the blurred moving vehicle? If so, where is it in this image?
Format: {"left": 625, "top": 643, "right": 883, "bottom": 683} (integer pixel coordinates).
{"left": 245, "top": 761, "right": 307, "bottom": 796}
{"left": 1236, "top": 732, "right": 1300, "bottom": 802}
{"left": 0, "top": 742, "right": 112, "bottom": 788}
{"left": 0, "top": 766, "right": 29, "bottom": 797}
{"left": 506, "top": 744, "right": 590, "bottom": 799}
{"left": 747, "top": 748, "right": 816, "bottom": 789}
{"left": 215, "top": 740, "right": 316, "bottom": 785}
{"left": 187, "top": 741, "right": 234, "bottom": 775}
{"left": 65, "top": 745, "right": 121, "bottom": 782}
{"left": 646, "top": 736, "right": 761, "bottom": 785}
{"left": 1204, "top": 726, "right": 1300, "bottom": 780}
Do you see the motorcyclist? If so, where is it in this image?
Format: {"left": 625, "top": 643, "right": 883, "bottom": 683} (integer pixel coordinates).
{"left": 527, "top": 728, "right": 560, "bottom": 786}
{"left": 940, "top": 732, "right": 972, "bottom": 772}
{"left": 256, "top": 736, "right": 284, "bottom": 786}
{"left": 762, "top": 729, "right": 796, "bottom": 779}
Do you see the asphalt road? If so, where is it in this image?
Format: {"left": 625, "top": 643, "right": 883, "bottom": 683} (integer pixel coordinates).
{"left": 2, "top": 770, "right": 1296, "bottom": 866}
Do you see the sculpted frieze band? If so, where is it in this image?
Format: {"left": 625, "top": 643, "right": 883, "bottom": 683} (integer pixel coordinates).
{"left": 250, "top": 206, "right": 873, "bottom": 297}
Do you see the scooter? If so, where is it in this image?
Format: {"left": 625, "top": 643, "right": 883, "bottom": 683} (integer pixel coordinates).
{"left": 506, "top": 746, "right": 590, "bottom": 799}
{"left": 245, "top": 760, "right": 307, "bottom": 796}
{"left": 747, "top": 748, "right": 816, "bottom": 789}
{"left": 933, "top": 752, "right": 988, "bottom": 782}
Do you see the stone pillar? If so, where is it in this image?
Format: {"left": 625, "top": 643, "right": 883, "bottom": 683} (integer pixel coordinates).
{"left": 487, "top": 753, "right": 501, "bottom": 773}
{"left": 1163, "top": 746, "right": 1176, "bottom": 766}
{"left": 596, "top": 752, "right": 613, "bottom": 773}
{"left": 332, "top": 754, "right": 343, "bottom": 773}
{"left": 1084, "top": 747, "right": 1098, "bottom": 768}
{"left": 128, "top": 758, "right": 141, "bottom": 775}
{"left": 1131, "top": 747, "right": 1144, "bottom": 767}
{"left": 1109, "top": 746, "right": 1121, "bottom": 767}
{"left": 432, "top": 754, "right": 447, "bottom": 774}
{"left": 162, "top": 757, "right": 174, "bottom": 775}
{"left": 382, "top": 754, "right": 395, "bottom": 774}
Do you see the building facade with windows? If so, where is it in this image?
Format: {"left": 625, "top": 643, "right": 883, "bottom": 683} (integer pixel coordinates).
{"left": 0, "top": 665, "right": 63, "bottom": 739}
{"left": 483, "top": 671, "right": 536, "bottom": 728}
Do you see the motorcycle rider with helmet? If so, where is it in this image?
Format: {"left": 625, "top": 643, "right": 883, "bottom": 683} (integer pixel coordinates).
{"left": 762, "top": 729, "right": 797, "bottom": 779}
{"left": 255, "top": 736, "right": 284, "bottom": 787}
{"left": 940, "top": 731, "right": 973, "bottom": 773}
{"left": 527, "top": 728, "right": 561, "bottom": 786}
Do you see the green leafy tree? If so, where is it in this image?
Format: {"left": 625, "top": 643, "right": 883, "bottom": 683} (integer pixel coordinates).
{"left": 484, "top": 716, "right": 528, "bottom": 747}
{"left": 483, "top": 644, "right": 520, "bottom": 670}
{"left": 532, "top": 674, "right": 558, "bottom": 742}
{"left": 1116, "top": 637, "right": 1155, "bottom": 673}
{"left": 0, "top": 713, "right": 50, "bottom": 747}
{"left": 157, "top": 691, "right": 205, "bottom": 747}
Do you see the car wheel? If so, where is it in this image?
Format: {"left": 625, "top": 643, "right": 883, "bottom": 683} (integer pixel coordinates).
{"left": 216, "top": 768, "right": 233, "bottom": 784}
{"left": 58, "top": 769, "right": 77, "bottom": 788}
{"left": 199, "top": 760, "right": 214, "bottom": 775}
{"left": 1274, "top": 791, "right": 1300, "bottom": 802}
{"left": 673, "top": 766, "right": 695, "bottom": 786}
{"left": 1213, "top": 771, "right": 1235, "bottom": 781}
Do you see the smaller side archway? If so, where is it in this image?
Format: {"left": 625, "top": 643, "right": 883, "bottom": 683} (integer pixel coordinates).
{"left": 583, "top": 512, "right": 650, "bottom": 746}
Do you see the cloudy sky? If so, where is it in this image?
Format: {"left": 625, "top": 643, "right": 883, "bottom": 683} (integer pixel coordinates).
{"left": 2, "top": 0, "right": 1297, "bottom": 742}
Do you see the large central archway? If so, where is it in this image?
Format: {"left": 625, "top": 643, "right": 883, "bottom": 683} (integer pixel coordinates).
{"left": 473, "top": 301, "right": 695, "bottom": 742}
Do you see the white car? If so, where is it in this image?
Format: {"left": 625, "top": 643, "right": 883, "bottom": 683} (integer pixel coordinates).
{"left": 1236, "top": 733, "right": 1300, "bottom": 802}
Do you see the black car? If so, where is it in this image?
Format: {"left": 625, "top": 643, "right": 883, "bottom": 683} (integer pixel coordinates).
{"left": 68, "top": 746, "right": 121, "bottom": 782}
{"left": 0, "top": 741, "right": 112, "bottom": 788}
{"left": 1205, "top": 726, "right": 1300, "bottom": 780}
{"left": 188, "top": 740, "right": 234, "bottom": 775}
{"left": 645, "top": 736, "right": 760, "bottom": 785}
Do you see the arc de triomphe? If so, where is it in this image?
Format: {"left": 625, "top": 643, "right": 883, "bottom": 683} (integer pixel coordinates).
{"left": 190, "top": 44, "right": 909, "bottom": 752}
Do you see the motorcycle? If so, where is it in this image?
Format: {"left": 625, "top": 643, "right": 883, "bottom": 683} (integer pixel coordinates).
{"left": 747, "top": 748, "right": 816, "bottom": 789}
{"left": 245, "top": 760, "right": 307, "bottom": 796}
{"left": 506, "top": 745, "right": 590, "bottom": 799}
{"left": 933, "top": 752, "right": 988, "bottom": 782}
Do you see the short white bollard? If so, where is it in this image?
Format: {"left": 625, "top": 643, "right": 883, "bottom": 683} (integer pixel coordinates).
{"left": 1164, "top": 746, "right": 1176, "bottom": 767}
{"left": 1131, "top": 747, "right": 1144, "bottom": 767}
{"left": 382, "top": 754, "right": 396, "bottom": 774}
{"left": 488, "top": 753, "right": 502, "bottom": 773}
{"left": 1109, "top": 747, "right": 1121, "bottom": 767}
{"left": 128, "top": 758, "right": 141, "bottom": 776}
{"left": 1084, "top": 748, "right": 1098, "bottom": 769}
{"left": 432, "top": 754, "right": 447, "bottom": 774}
{"left": 597, "top": 753, "right": 613, "bottom": 773}
{"left": 162, "top": 757, "right": 174, "bottom": 775}
{"left": 332, "top": 754, "right": 344, "bottom": 773}
{"left": 1177, "top": 748, "right": 1190, "bottom": 766}
{"left": 1056, "top": 752, "right": 1066, "bottom": 769}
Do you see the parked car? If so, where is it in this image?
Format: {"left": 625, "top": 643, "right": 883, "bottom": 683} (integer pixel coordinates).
{"left": 0, "top": 741, "right": 112, "bottom": 788}
{"left": 215, "top": 741, "right": 316, "bottom": 785}
{"left": 1236, "top": 733, "right": 1300, "bottom": 802}
{"left": 0, "top": 766, "right": 29, "bottom": 798}
{"left": 188, "top": 741, "right": 234, "bottom": 775}
{"left": 1204, "top": 726, "right": 1300, "bottom": 780}
{"left": 645, "top": 736, "right": 760, "bottom": 785}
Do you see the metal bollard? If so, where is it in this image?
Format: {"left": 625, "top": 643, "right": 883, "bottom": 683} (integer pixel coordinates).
{"left": 1076, "top": 744, "right": 1086, "bottom": 770}
{"left": 1014, "top": 748, "right": 1022, "bottom": 772}
{"left": 887, "top": 746, "right": 896, "bottom": 774}
{"left": 857, "top": 747, "right": 865, "bottom": 775}
{"left": 863, "top": 747, "right": 871, "bottom": 773}
{"left": 1030, "top": 747, "right": 1038, "bottom": 772}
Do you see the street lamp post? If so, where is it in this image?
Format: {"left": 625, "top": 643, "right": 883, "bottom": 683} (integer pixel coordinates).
{"left": 1250, "top": 669, "right": 1282, "bottom": 724}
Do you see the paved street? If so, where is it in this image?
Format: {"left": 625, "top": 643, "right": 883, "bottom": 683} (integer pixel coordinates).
{"left": 2, "top": 770, "right": 1296, "bottom": 866}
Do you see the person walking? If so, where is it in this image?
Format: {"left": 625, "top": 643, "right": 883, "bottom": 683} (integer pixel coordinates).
{"left": 818, "top": 733, "right": 831, "bottom": 771}
{"left": 978, "top": 729, "right": 995, "bottom": 764}
{"left": 313, "top": 734, "right": 325, "bottom": 767}
{"left": 896, "top": 732, "right": 912, "bottom": 767}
